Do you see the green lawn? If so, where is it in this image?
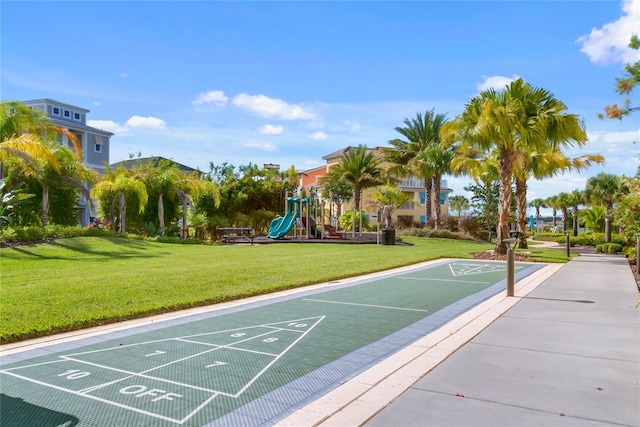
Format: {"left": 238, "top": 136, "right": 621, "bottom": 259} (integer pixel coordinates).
{"left": 0, "top": 236, "right": 564, "bottom": 343}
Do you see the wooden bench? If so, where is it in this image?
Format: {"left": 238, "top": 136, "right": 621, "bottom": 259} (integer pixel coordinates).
{"left": 218, "top": 228, "right": 255, "bottom": 245}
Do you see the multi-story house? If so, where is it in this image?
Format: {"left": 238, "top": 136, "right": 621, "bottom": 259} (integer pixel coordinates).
{"left": 300, "top": 146, "right": 452, "bottom": 228}
{"left": 21, "top": 99, "right": 113, "bottom": 225}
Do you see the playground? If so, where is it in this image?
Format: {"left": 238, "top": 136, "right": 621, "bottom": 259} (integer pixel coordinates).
{"left": 0, "top": 259, "right": 544, "bottom": 426}
{"left": 266, "top": 193, "right": 381, "bottom": 243}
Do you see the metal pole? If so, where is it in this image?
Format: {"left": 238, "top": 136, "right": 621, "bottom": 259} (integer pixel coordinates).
{"left": 359, "top": 190, "right": 363, "bottom": 238}
{"left": 565, "top": 232, "right": 571, "bottom": 258}
{"left": 504, "top": 238, "right": 516, "bottom": 297}
{"left": 507, "top": 247, "right": 515, "bottom": 297}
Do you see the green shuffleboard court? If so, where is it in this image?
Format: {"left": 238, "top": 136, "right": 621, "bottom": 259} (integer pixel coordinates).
{"left": 0, "top": 260, "right": 543, "bottom": 427}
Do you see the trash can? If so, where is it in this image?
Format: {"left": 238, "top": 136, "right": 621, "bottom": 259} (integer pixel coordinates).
{"left": 382, "top": 229, "right": 395, "bottom": 245}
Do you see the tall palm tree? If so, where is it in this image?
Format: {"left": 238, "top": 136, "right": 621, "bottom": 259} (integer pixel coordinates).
{"left": 545, "top": 194, "right": 561, "bottom": 230}
{"left": 383, "top": 110, "right": 448, "bottom": 224}
{"left": 585, "top": 173, "right": 626, "bottom": 242}
{"left": 330, "top": 145, "right": 383, "bottom": 212}
{"left": 408, "top": 144, "right": 455, "bottom": 229}
{"left": 449, "top": 78, "right": 587, "bottom": 253}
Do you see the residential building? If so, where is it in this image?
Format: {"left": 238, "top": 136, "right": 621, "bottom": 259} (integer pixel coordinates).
{"left": 300, "top": 146, "right": 452, "bottom": 228}
{"left": 21, "top": 99, "right": 114, "bottom": 225}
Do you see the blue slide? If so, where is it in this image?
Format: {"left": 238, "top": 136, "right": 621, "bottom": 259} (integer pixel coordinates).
{"left": 267, "top": 211, "right": 298, "bottom": 239}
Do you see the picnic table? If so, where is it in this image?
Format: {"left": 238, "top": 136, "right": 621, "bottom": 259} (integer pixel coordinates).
{"left": 218, "top": 228, "right": 255, "bottom": 245}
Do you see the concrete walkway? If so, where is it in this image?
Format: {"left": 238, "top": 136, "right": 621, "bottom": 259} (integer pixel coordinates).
{"left": 279, "top": 253, "right": 639, "bottom": 427}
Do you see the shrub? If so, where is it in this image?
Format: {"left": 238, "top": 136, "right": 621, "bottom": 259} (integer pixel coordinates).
{"left": 595, "top": 244, "right": 605, "bottom": 253}
{"left": 606, "top": 243, "right": 623, "bottom": 254}
{"left": 533, "top": 232, "right": 565, "bottom": 242}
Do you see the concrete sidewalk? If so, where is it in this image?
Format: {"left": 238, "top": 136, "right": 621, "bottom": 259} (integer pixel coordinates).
{"left": 366, "top": 253, "right": 640, "bottom": 427}
{"left": 279, "top": 253, "right": 639, "bottom": 427}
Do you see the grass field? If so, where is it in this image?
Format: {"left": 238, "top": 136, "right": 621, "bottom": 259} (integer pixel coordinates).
{"left": 0, "top": 236, "right": 566, "bottom": 343}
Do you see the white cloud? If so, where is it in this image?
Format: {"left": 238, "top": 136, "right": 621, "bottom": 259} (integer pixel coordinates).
{"left": 309, "top": 131, "right": 328, "bottom": 141}
{"left": 233, "top": 93, "right": 317, "bottom": 120}
{"left": 242, "top": 139, "right": 277, "bottom": 151}
{"left": 577, "top": 0, "right": 640, "bottom": 65}
{"left": 119, "top": 72, "right": 128, "bottom": 78}
{"left": 192, "top": 90, "right": 228, "bottom": 107}
{"left": 124, "top": 116, "right": 167, "bottom": 129}
{"left": 259, "top": 124, "right": 284, "bottom": 135}
{"left": 476, "top": 75, "right": 521, "bottom": 92}
{"left": 87, "top": 119, "right": 128, "bottom": 135}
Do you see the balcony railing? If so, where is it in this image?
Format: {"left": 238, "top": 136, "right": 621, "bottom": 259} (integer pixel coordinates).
{"left": 398, "top": 202, "right": 416, "bottom": 210}
{"left": 397, "top": 178, "right": 448, "bottom": 188}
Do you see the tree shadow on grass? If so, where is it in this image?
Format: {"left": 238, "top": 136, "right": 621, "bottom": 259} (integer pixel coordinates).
{"left": 4, "top": 237, "right": 167, "bottom": 261}
{"left": 0, "top": 393, "right": 79, "bottom": 426}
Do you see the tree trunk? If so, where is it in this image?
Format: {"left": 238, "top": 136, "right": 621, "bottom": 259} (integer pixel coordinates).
{"left": 572, "top": 207, "right": 579, "bottom": 236}
{"left": 605, "top": 206, "right": 612, "bottom": 242}
{"left": 433, "top": 175, "right": 442, "bottom": 230}
{"left": 158, "top": 192, "right": 165, "bottom": 236}
{"left": 41, "top": 183, "right": 50, "bottom": 227}
{"left": 515, "top": 179, "right": 528, "bottom": 249}
{"left": 495, "top": 150, "right": 515, "bottom": 255}
{"left": 552, "top": 208, "right": 557, "bottom": 227}
{"left": 424, "top": 178, "right": 433, "bottom": 225}
{"left": 119, "top": 191, "right": 126, "bottom": 233}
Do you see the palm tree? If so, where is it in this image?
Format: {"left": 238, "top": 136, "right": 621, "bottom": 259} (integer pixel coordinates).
{"left": 514, "top": 150, "right": 602, "bottom": 247}
{"left": 35, "top": 141, "right": 97, "bottom": 226}
{"left": 449, "top": 79, "right": 587, "bottom": 253}
{"left": 585, "top": 173, "right": 626, "bottom": 241}
{"left": 408, "top": 144, "right": 455, "bottom": 229}
{"left": 1, "top": 101, "right": 83, "bottom": 179}
{"left": 555, "top": 192, "right": 572, "bottom": 233}
{"left": 91, "top": 167, "right": 148, "bottom": 233}
{"left": 330, "top": 145, "right": 383, "bottom": 212}
{"left": 545, "top": 194, "right": 561, "bottom": 231}
{"left": 529, "top": 198, "right": 546, "bottom": 220}
{"left": 567, "top": 189, "right": 586, "bottom": 237}
{"left": 383, "top": 110, "right": 448, "bottom": 224}
{"left": 449, "top": 195, "right": 470, "bottom": 218}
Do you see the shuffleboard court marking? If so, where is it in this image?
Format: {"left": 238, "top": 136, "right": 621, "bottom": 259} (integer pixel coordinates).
{"left": 449, "top": 261, "right": 525, "bottom": 276}
{"left": 0, "top": 316, "right": 325, "bottom": 425}
{"left": 302, "top": 298, "right": 430, "bottom": 313}
{"left": 397, "top": 276, "right": 491, "bottom": 284}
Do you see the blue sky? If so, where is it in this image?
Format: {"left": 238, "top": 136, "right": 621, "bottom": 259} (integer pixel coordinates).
{"left": 2, "top": 0, "right": 638, "bottom": 211}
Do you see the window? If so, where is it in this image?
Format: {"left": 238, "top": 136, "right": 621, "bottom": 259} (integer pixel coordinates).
{"left": 419, "top": 192, "right": 426, "bottom": 205}
{"left": 440, "top": 193, "right": 446, "bottom": 206}
{"left": 53, "top": 107, "right": 60, "bottom": 115}
{"left": 64, "top": 110, "right": 71, "bottom": 118}
{"left": 74, "top": 112, "right": 81, "bottom": 120}
{"left": 94, "top": 135, "right": 103, "bottom": 153}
